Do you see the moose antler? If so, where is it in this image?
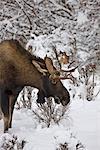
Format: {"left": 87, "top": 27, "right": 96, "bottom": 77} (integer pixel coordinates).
{"left": 60, "top": 66, "right": 78, "bottom": 73}
{"left": 44, "top": 56, "right": 56, "bottom": 73}
{"left": 44, "top": 56, "right": 60, "bottom": 83}
{"left": 44, "top": 56, "right": 77, "bottom": 83}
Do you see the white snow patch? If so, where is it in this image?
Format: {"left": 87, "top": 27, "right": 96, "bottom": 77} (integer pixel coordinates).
{"left": 77, "top": 12, "right": 88, "bottom": 26}
{"left": 70, "top": 100, "right": 100, "bottom": 150}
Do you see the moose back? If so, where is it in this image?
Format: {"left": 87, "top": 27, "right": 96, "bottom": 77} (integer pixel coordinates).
{"left": 0, "top": 40, "right": 70, "bottom": 132}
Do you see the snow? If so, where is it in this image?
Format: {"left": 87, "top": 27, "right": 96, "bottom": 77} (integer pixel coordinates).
{"left": 77, "top": 12, "right": 88, "bottom": 26}
{"left": 0, "top": 100, "right": 99, "bottom": 149}
{"left": 70, "top": 99, "right": 100, "bottom": 150}
{"left": 0, "top": 89, "right": 100, "bottom": 150}
{"left": 0, "top": 1, "right": 99, "bottom": 149}
{"left": 0, "top": 111, "right": 81, "bottom": 150}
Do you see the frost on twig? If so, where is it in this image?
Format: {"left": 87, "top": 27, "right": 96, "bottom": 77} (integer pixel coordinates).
{"left": 32, "top": 98, "right": 69, "bottom": 127}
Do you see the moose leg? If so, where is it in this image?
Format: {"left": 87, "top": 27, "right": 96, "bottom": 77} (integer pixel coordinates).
{"left": 0, "top": 89, "right": 9, "bottom": 132}
{"left": 8, "top": 87, "right": 23, "bottom": 128}
{"left": 8, "top": 95, "right": 17, "bottom": 128}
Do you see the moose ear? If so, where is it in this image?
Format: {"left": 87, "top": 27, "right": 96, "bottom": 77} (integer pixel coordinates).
{"left": 32, "top": 60, "right": 48, "bottom": 75}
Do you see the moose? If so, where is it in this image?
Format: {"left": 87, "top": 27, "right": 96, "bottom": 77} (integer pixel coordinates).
{"left": 0, "top": 40, "right": 70, "bottom": 132}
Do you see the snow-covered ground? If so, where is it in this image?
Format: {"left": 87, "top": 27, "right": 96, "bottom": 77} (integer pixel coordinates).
{"left": 0, "top": 94, "right": 100, "bottom": 150}
{"left": 70, "top": 99, "right": 100, "bottom": 150}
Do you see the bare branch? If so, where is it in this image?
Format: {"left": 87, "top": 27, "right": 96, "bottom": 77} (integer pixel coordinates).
{"left": 49, "top": 0, "right": 73, "bottom": 16}
{"left": 22, "top": 0, "right": 36, "bottom": 16}
{"left": 15, "top": 0, "right": 33, "bottom": 30}
{"left": 52, "top": 46, "right": 61, "bottom": 69}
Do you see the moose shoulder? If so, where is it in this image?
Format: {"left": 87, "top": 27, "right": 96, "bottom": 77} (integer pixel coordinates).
{"left": 0, "top": 40, "right": 70, "bottom": 132}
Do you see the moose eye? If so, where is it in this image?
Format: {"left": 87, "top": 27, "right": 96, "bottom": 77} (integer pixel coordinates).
{"left": 51, "top": 79, "right": 57, "bottom": 84}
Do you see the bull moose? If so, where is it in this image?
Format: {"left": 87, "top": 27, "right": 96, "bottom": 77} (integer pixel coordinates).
{"left": 0, "top": 40, "right": 70, "bottom": 132}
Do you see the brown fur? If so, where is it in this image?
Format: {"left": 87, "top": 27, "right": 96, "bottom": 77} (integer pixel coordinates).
{"left": 0, "top": 40, "right": 70, "bottom": 132}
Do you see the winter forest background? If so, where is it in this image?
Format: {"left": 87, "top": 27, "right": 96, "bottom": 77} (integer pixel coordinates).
{"left": 0, "top": 0, "right": 100, "bottom": 150}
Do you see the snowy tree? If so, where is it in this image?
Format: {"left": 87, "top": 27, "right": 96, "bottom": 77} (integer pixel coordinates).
{"left": 0, "top": 0, "right": 99, "bottom": 66}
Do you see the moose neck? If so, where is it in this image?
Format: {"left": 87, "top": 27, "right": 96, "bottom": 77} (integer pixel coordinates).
{"left": 16, "top": 62, "right": 45, "bottom": 91}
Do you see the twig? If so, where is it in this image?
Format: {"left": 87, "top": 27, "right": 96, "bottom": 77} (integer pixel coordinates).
{"left": 15, "top": 0, "right": 33, "bottom": 30}
{"left": 22, "top": 0, "right": 36, "bottom": 15}
{"left": 95, "top": 88, "right": 100, "bottom": 97}
{"left": 52, "top": 46, "right": 61, "bottom": 69}
{"left": 32, "top": 109, "right": 45, "bottom": 122}
{"left": 49, "top": 0, "right": 73, "bottom": 16}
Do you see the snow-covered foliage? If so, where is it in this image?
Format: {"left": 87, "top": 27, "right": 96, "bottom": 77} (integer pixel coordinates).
{"left": 0, "top": 109, "right": 88, "bottom": 150}
{"left": 0, "top": 133, "right": 26, "bottom": 150}
{"left": 0, "top": 0, "right": 99, "bottom": 65}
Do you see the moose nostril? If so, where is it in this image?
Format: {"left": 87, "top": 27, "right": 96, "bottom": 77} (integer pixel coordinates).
{"left": 54, "top": 96, "right": 60, "bottom": 104}
{"left": 61, "top": 98, "right": 70, "bottom": 106}
{"left": 62, "top": 101, "right": 67, "bottom": 106}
